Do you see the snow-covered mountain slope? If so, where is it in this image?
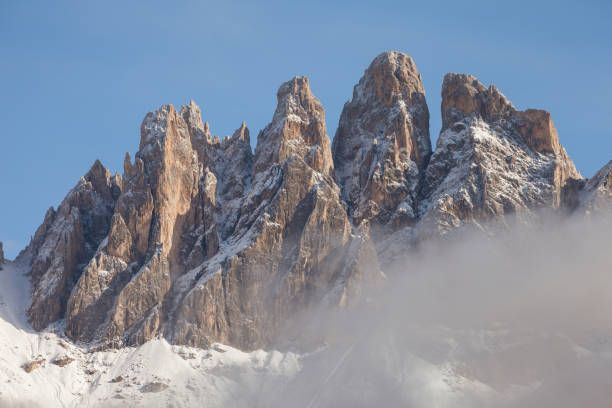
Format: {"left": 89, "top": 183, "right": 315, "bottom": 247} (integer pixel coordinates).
{"left": 0, "top": 260, "right": 304, "bottom": 407}
{"left": 0, "top": 260, "right": 487, "bottom": 408}
{"left": 5, "top": 215, "right": 612, "bottom": 407}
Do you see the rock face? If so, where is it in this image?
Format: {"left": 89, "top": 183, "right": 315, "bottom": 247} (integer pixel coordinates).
{"left": 563, "top": 160, "right": 612, "bottom": 214}
{"left": 168, "top": 77, "right": 381, "bottom": 349}
{"left": 418, "top": 73, "right": 581, "bottom": 236}
{"left": 18, "top": 161, "right": 121, "bottom": 330}
{"left": 22, "top": 75, "right": 381, "bottom": 350}
{"left": 64, "top": 103, "right": 207, "bottom": 345}
{"left": 333, "top": 51, "right": 431, "bottom": 232}
{"left": 17, "top": 51, "right": 609, "bottom": 351}
{"left": 254, "top": 76, "right": 334, "bottom": 177}
{"left": 0, "top": 242, "right": 4, "bottom": 270}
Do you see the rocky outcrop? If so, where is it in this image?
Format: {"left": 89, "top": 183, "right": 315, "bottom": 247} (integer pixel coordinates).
{"left": 19, "top": 76, "right": 381, "bottom": 350}
{"left": 65, "top": 103, "right": 214, "bottom": 345}
{"left": 169, "top": 77, "right": 382, "bottom": 349}
{"left": 18, "top": 161, "right": 121, "bottom": 331}
{"left": 418, "top": 73, "right": 581, "bottom": 236}
{"left": 16, "top": 51, "right": 609, "bottom": 352}
{"left": 332, "top": 51, "right": 431, "bottom": 232}
{"left": 254, "top": 76, "right": 333, "bottom": 177}
{"left": 563, "top": 160, "right": 612, "bottom": 214}
{"left": 0, "top": 242, "right": 4, "bottom": 270}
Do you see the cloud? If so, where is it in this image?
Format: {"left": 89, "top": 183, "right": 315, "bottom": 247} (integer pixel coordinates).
{"left": 270, "top": 213, "right": 612, "bottom": 407}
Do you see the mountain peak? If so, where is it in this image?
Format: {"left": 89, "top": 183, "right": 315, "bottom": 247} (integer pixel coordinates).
{"left": 364, "top": 51, "right": 424, "bottom": 106}
{"left": 441, "top": 73, "right": 515, "bottom": 130}
{"left": 332, "top": 52, "right": 431, "bottom": 229}
{"left": 228, "top": 121, "right": 249, "bottom": 144}
{"left": 441, "top": 73, "right": 568, "bottom": 156}
{"left": 14, "top": 52, "right": 609, "bottom": 358}
{"left": 180, "top": 100, "right": 208, "bottom": 141}
{"left": 253, "top": 76, "right": 333, "bottom": 176}
{"left": 276, "top": 75, "right": 311, "bottom": 100}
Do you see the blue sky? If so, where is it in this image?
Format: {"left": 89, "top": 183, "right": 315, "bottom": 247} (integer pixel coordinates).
{"left": 1, "top": 0, "right": 611, "bottom": 258}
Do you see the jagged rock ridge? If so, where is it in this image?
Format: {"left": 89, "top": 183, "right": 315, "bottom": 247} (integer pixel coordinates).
{"left": 563, "top": 160, "right": 612, "bottom": 214}
{"left": 19, "top": 74, "right": 382, "bottom": 350}
{"left": 417, "top": 73, "right": 581, "bottom": 237}
{"left": 21, "top": 161, "right": 121, "bottom": 330}
{"left": 17, "top": 51, "right": 610, "bottom": 351}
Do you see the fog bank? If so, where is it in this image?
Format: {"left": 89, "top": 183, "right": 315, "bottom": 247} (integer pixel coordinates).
{"left": 271, "top": 215, "right": 612, "bottom": 407}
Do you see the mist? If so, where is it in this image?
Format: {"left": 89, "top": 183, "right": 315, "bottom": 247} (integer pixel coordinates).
{"left": 3, "top": 213, "right": 612, "bottom": 408}
{"left": 268, "top": 214, "right": 612, "bottom": 407}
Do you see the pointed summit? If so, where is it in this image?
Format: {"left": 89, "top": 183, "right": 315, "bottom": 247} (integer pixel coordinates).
{"left": 83, "top": 159, "right": 114, "bottom": 200}
{"left": 229, "top": 121, "right": 249, "bottom": 143}
{"left": 253, "top": 76, "right": 333, "bottom": 176}
{"left": 22, "top": 158, "right": 121, "bottom": 331}
{"left": 332, "top": 51, "right": 431, "bottom": 229}
{"left": 180, "top": 99, "right": 212, "bottom": 144}
{"left": 564, "top": 160, "right": 612, "bottom": 214}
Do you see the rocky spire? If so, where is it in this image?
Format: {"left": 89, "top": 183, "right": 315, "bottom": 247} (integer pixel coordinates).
{"left": 180, "top": 100, "right": 214, "bottom": 163}
{"left": 136, "top": 104, "right": 203, "bottom": 262}
{"left": 563, "top": 160, "right": 612, "bottom": 214}
{"left": 442, "top": 73, "right": 579, "bottom": 194}
{"left": 169, "top": 76, "right": 382, "bottom": 350}
{"left": 18, "top": 56, "right": 608, "bottom": 354}
{"left": 253, "top": 76, "right": 333, "bottom": 176}
{"left": 66, "top": 104, "right": 212, "bottom": 344}
{"left": 22, "top": 159, "right": 120, "bottom": 331}
{"left": 332, "top": 51, "right": 431, "bottom": 229}
{"left": 229, "top": 121, "right": 249, "bottom": 143}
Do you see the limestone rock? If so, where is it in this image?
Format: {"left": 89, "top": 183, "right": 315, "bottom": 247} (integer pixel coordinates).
{"left": 332, "top": 51, "right": 431, "bottom": 231}
{"left": 66, "top": 103, "right": 211, "bottom": 345}
{"left": 253, "top": 76, "right": 333, "bottom": 177}
{"left": 169, "top": 78, "right": 383, "bottom": 350}
{"left": 19, "top": 160, "right": 121, "bottom": 331}
{"left": 50, "top": 356, "right": 74, "bottom": 367}
{"left": 24, "top": 80, "right": 380, "bottom": 350}
{"left": 418, "top": 73, "right": 581, "bottom": 236}
{"left": 18, "top": 52, "right": 605, "bottom": 354}
{"left": 22, "top": 358, "right": 45, "bottom": 373}
{"left": 563, "top": 160, "right": 612, "bottom": 214}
